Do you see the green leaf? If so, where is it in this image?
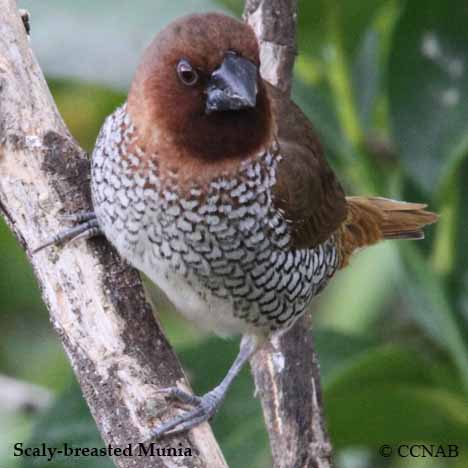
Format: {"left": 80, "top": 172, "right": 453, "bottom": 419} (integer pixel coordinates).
{"left": 388, "top": 0, "right": 468, "bottom": 193}
{"left": 314, "top": 329, "right": 377, "bottom": 382}
{"left": 50, "top": 80, "right": 125, "bottom": 152}
{"left": 316, "top": 243, "right": 400, "bottom": 334}
{"left": 24, "top": 384, "right": 113, "bottom": 468}
{"left": 1, "top": 410, "right": 36, "bottom": 468}
{"left": 431, "top": 156, "right": 468, "bottom": 306}
{"left": 298, "top": 0, "right": 389, "bottom": 62}
{"left": 215, "top": 0, "right": 243, "bottom": 16}
{"left": 352, "top": 0, "right": 400, "bottom": 133}
{"left": 0, "top": 221, "right": 72, "bottom": 390}
{"left": 328, "top": 384, "right": 468, "bottom": 448}
{"left": 399, "top": 244, "right": 468, "bottom": 394}
{"left": 324, "top": 345, "right": 468, "bottom": 449}
{"left": 292, "top": 78, "right": 354, "bottom": 168}
{"left": 451, "top": 157, "right": 468, "bottom": 291}
{"left": 352, "top": 28, "right": 382, "bottom": 131}
{"left": 0, "top": 221, "right": 45, "bottom": 319}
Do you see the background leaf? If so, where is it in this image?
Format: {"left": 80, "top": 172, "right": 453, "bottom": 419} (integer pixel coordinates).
{"left": 22, "top": 384, "right": 113, "bottom": 468}
{"left": 389, "top": 0, "right": 468, "bottom": 193}
{"left": 325, "top": 345, "right": 468, "bottom": 449}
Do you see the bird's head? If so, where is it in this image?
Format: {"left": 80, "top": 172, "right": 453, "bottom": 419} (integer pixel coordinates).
{"left": 127, "top": 13, "right": 273, "bottom": 166}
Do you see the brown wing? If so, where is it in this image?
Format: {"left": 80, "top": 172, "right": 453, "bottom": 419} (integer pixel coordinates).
{"left": 268, "top": 83, "right": 347, "bottom": 249}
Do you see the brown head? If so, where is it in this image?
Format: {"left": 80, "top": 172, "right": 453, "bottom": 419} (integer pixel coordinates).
{"left": 127, "top": 13, "right": 273, "bottom": 175}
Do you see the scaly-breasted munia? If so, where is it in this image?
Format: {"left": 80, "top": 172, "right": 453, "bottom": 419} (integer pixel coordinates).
{"left": 37, "top": 13, "right": 438, "bottom": 438}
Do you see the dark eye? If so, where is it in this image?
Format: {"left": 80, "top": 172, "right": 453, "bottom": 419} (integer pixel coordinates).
{"left": 177, "top": 59, "right": 199, "bottom": 86}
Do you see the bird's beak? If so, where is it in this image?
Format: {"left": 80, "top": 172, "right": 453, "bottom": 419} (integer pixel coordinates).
{"left": 205, "top": 53, "right": 258, "bottom": 114}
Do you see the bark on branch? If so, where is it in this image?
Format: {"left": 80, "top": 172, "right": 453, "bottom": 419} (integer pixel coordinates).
{"left": 0, "top": 1, "right": 227, "bottom": 467}
{"left": 244, "top": 2, "right": 334, "bottom": 467}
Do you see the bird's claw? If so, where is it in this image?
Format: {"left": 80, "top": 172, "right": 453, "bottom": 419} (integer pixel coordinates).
{"left": 149, "top": 388, "right": 222, "bottom": 439}
{"left": 33, "top": 211, "right": 100, "bottom": 253}
{"left": 156, "top": 386, "right": 202, "bottom": 406}
{"left": 57, "top": 211, "right": 96, "bottom": 224}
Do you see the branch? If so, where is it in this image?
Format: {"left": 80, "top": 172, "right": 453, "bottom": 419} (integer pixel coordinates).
{"left": 244, "top": 0, "right": 297, "bottom": 94}
{"left": 244, "top": 2, "right": 334, "bottom": 467}
{"left": 0, "top": 2, "right": 228, "bottom": 466}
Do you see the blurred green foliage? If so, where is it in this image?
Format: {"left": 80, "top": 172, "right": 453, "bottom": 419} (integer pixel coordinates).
{"left": 2, "top": 1, "right": 468, "bottom": 467}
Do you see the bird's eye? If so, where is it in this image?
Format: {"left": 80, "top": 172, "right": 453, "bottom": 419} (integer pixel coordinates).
{"left": 177, "top": 59, "right": 199, "bottom": 86}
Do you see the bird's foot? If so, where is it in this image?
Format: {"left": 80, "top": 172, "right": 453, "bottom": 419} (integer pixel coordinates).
{"left": 33, "top": 211, "right": 101, "bottom": 253}
{"left": 145, "top": 335, "right": 260, "bottom": 441}
{"left": 149, "top": 386, "right": 224, "bottom": 439}
{"left": 58, "top": 211, "right": 97, "bottom": 224}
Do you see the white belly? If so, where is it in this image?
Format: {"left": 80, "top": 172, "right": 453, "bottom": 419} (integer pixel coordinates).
{"left": 137, "top": 253, "right": 255, "bottom": 337}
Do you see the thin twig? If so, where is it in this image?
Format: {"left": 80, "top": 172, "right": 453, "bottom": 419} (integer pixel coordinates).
{"left": 244, "top": 1, "right": 334, "bottom": 467}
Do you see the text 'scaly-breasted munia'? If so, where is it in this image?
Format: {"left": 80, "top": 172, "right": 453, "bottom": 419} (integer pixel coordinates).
{"left": 38, "top": 13, "right": 438, "bottom": 438}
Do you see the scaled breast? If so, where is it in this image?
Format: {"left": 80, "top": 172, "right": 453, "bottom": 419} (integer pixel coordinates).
{"left": 91, "top": 105, "right": 339, "bottom": 332}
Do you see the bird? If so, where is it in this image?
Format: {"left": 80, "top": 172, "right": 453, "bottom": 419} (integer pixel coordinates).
{"left": 35, "top": 12, "right": 438, "bottom": 439}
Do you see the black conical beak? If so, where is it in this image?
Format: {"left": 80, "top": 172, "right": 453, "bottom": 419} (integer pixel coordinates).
{"left": 205, "top": 53, "right": 258, "bottom": 114}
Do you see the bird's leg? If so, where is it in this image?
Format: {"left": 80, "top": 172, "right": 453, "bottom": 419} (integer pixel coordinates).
{"left": 33, "top": 211, "right": 102, "bottom": 253}
{"left": 148, "top": 334, "right": 261, "bottom": 439}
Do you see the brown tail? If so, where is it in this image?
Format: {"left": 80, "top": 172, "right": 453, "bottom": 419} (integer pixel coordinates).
{"left": 339, "top": 196, "right": 438, "bottom": 267}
